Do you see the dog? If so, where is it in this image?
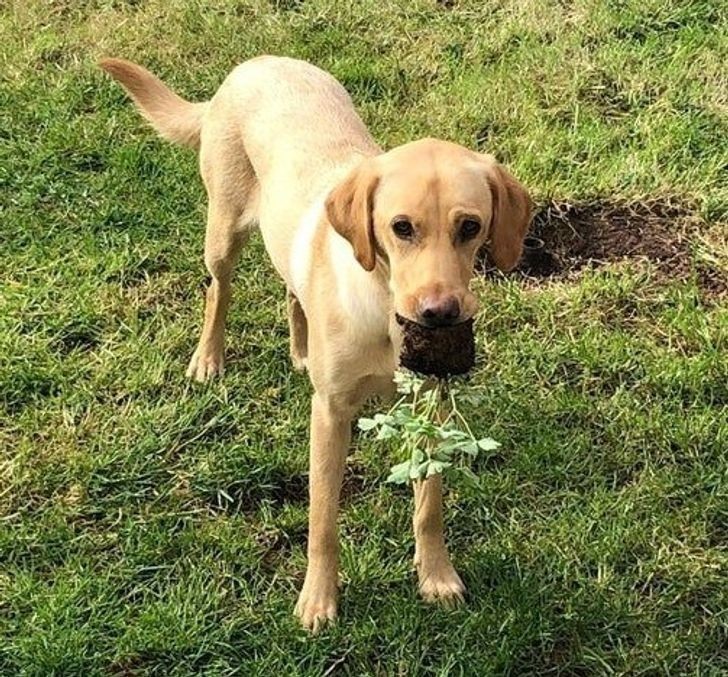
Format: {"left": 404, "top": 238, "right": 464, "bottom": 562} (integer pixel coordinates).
{"left": 100, "top": 55, "right": 532, "bottom": 631}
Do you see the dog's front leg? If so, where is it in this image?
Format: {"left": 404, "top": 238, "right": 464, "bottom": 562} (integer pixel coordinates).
{"left": 412, "top": 474, "right": 465, "bottom": 606}
{"left": 295, "top": 392, "right": 350, "bottom": 632}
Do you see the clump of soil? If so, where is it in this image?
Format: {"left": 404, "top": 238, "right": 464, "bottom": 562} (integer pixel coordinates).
{"left": 480, "top": 199, "right": 727, "bottom": 297}
{"left": 396, "top": 315, "right": 475, "bottom": 377}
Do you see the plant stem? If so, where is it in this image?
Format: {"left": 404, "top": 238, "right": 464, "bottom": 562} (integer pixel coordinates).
{"left": 449, "top": 389, "right": 475, "bottom": 439}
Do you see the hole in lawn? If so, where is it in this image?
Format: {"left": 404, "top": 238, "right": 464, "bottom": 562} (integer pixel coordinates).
{"left": 204, "top": 469, "right": 308, "bottom": 515}
{"left": 270, "top": 0, "right": 305, "bottom": 11}
{"left": 257, "top": 521, "right": 309, "bottom": 572}
{"left": 1, "top": 369, "right": 61, "bottom": 414}
{"left": 480, "top": 199, "right": 727, "bottom": 297}
{"left": 207, "top": 460, "right": 371, "bottom": 516}
{"left": 53, "top": 319, "right": 103, "bottom": 354}
{"left": 105, "top": 256, "right": 170, "bottom": 287}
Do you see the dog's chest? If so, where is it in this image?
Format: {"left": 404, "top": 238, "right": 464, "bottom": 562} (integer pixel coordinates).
{"left": 289, "top": 200, "right": 390, "bottom": 343}
{"left": 288, "top": 197, "right": 325, "bottom": 303}
{"left": 328, "top": 234, "right": 390, "bottom": 340}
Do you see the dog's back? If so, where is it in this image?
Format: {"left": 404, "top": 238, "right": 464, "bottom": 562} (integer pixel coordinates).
{"left": 101, "top": 56, "right": 378, "bottom": 187}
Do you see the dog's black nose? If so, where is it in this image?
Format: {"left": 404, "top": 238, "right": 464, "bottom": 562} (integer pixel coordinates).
{"left": 419, "top": 295, "right": 461, "bottom": 327}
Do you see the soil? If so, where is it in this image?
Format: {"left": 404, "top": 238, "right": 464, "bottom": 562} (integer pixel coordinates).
{"left": 479, "top": 200, "right": 727, "bottom": 298}
{"left": 396, "top": 314, "right": 475, "bottom": 377}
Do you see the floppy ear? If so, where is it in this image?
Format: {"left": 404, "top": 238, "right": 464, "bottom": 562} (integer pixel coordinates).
{"left": 325, "top": 159, "right": 379, "bottom": 271}
{"left": 483, "top": 157, "right": 533, "bottom": 272}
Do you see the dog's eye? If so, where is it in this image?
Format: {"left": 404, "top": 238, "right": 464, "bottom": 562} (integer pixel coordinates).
{"left": 460, "top": 219, "right": 481, "bottom": 240}
{"left": 392, "top": 219, "right": 414, "bottom": 240}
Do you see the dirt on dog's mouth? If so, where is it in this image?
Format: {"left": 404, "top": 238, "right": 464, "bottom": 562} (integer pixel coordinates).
{"left": 396, "top": 314, "right": 475, "bottom": 377}
{"left": 479, "top": 199, "right": 727, "bottom": 299}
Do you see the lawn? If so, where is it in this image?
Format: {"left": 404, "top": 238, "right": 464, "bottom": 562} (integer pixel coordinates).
{"left": 1, "top": 0, "right": 727, "bottom": 674}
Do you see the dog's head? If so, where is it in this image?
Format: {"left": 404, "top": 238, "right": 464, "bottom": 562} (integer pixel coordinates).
{"left": 325, "top": 138, "right": 532, "bottom": 327}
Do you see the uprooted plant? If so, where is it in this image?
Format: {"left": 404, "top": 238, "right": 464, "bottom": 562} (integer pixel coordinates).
{"left": 357, "top": 370, "right": 500, "bottom": 484}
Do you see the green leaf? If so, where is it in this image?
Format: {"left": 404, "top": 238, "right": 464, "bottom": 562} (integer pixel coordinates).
{"left": 357, "top": 417, "right": 377, "bottom": 431}
{"left": 412, "top": 461, "right": 429, "bottom": 479}
{"left": 439, "top": 429, "right": 468, "bottom": 441}
{"left": 386, "top": 461, "right": 412, "bottom": 484}
{"left": 393, "top": 370, "right": 425, "bottom": 395}
{"left": 405, "top": 418, "right": 438, "bottom": 437}
{"left": 462, "top": 441, "right": 479, "bottom": 456}
{"left": 393, "top": 409, "right": 413, "bottom": 425}
{"left": 377, "top": 424, "right": 396, "bottom": 440}
{"left": 436, "top": 440, "right": 461, "bottom": 454}
{"left": 477, "top": 438, "right": 501, "bottom": 451}
{"left": 426, "top": 460, "right": 452, "bottom": 477}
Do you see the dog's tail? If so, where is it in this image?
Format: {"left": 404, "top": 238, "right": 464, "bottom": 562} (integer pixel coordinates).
{"left": 100, "top": 57, "right": 207, "bottom": 149}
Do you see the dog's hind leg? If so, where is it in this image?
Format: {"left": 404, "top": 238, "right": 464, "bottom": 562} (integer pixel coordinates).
{"left": 187, "top": 131, "right": 258, "bottom": 381}
{"left": 287, "top": 290, "right": 308, "bottom": 371}
{"left": 186, "top": 202, "right": 245, "bottom": 381}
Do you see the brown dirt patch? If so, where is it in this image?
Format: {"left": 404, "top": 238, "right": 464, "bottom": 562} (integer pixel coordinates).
{"left": 480, "top": 200, "right": 727, "bottom": 298}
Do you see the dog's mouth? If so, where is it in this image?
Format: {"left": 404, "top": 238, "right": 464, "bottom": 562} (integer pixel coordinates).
{"left": 395, "top": 313, "right": 475, "bottom": 377}
{"left": 394, "top": 312, "right": 473, "bottom": 330}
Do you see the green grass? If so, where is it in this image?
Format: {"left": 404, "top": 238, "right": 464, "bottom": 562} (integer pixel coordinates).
{"left": 1, "top": 0, "right": 727, "bottom": 674}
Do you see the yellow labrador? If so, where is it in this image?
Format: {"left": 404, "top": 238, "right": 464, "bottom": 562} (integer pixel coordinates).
{"left": 101, "top": 55, "right": 532, "bottom": 631}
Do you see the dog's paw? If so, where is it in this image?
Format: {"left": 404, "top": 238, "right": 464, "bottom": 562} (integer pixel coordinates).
{"left": 416, "top": 559, "right": 465, "bottom": 608}
{"left": 290, "top": 353, "right": 308, "bottom": 372}
{"left": 294, "top": 576, "right": 338, "bottom": 633}
{"left": 186, "top": 347, "right": 224, "bottom": 382}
